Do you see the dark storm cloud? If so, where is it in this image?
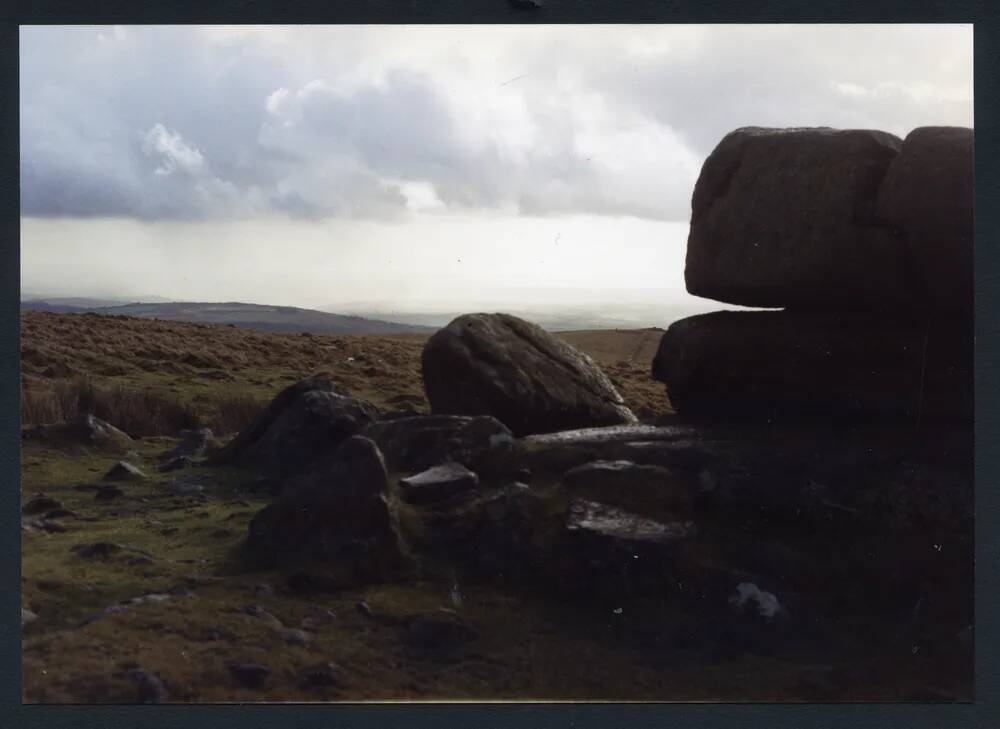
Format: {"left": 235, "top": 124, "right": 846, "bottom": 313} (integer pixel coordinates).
{"left": 20, "top": 25, "right": 971, "bottom": 223}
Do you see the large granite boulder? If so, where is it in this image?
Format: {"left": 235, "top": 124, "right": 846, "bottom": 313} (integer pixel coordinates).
{"left": 421, "top": 313, "right": 637, "bottom": 437}
{"left": 652, "top": 311, "right": 972, "bottom": 421}
{"left": 245, "top": 436, "right": 409, "bottom": 583}
{"left": 875, "top": 126, "right": 974, "bottom": 314}
{"left": 685, "top": 127, "right": 907, "bottom": 310}
{"left": 209, "top": 377, "right": 378, "bottom": 476}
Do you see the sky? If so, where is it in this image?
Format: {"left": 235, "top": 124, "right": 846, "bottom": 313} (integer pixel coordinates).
{"left": 20, "top": 24, "right": 974, "bottom": 323}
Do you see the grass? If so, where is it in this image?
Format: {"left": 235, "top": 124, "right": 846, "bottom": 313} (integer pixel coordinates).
{"left": 21, "top": 376, "right": 267, "bottom": 437}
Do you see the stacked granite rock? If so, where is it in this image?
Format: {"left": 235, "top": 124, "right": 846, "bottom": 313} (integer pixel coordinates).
{"left": 653, "top": 126, "right": 974, "bottom": 422}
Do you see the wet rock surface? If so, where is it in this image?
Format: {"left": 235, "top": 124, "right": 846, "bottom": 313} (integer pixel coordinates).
{"left": 422, "top": 313, "right": 637, "bottom": 436}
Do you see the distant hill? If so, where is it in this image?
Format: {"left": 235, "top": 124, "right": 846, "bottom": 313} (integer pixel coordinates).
{"left": 19, "top": 300, "right": 435, "bottom": 336}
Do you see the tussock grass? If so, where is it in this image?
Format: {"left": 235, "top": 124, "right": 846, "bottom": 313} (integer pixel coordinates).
{"left": 20, "top": 376, "right": 265, "bottom": 437}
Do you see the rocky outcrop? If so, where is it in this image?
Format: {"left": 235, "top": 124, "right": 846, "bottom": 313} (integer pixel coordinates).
{"left": 875, "top": 126, "right": 974, "bottom": 314}
{"left": 422, "top": 313, "right": 637, "bottom": 436}
{"left": 658, "top": 125, "right": 973, "bottom": 422}
{"left": 652, "top": 310, "right": 973, "bottom": 421}
{"left": 685, "top": 127, "right": 906, "bottom": 310}
{"left": 245, "top": 436, "right": 410, "bottom": 584}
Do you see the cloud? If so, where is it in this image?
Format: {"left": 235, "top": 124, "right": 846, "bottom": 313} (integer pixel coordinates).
{"left": 19, "top": 25, "right": 972, "bottom": 223}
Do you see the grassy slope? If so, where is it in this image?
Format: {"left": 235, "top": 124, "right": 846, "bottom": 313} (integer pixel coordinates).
{"left": 19, "top": 312, "right": 969, "bottom": 702}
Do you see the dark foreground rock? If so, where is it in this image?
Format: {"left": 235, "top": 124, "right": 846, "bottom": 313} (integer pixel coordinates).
{"left": 361, "top": 414, "right": 514, "bottom": 475}
{"left": 652, "top": 310, "right": 972, "bottom": 421}
{"left": 684, "top": 126, "right": 906, "bottom": 310}
{"left": 875, "top": 126, "right": 974, "bottom": 314}
{"left": 21, "top": 414, "right": 133, "bottom": 453}
{"left": 209, "top": 376, "right": 379, "bottom": 477}
{"left": 421, "top": 313, "right": 637, "bottom": 436}
{"left": 208, "top": 376, "right": 353, "bottom": 466}
{"left": 561, "top": 460, "right": 692, "bottom": 522}
{"left": 245, "top": 436, "right": 410, "bottom": 583}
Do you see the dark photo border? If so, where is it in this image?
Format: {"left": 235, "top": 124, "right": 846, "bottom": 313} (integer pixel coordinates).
{"left": 2, "top": 2, "right": 997, "bottom": 728}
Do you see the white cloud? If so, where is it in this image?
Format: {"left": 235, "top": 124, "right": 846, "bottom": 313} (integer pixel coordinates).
{"left": 20, "top": 25, "right": 973, "bottom": 223}
{"left": 142, "top": 123, "right": 206, "bottom": 177}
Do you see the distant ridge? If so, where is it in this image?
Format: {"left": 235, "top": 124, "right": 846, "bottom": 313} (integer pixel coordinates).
{"left": 19, "top": 300, "right": 434, "bottom": 336}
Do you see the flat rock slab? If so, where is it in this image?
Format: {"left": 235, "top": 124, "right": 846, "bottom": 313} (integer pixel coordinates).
{"left": 422, "top": 312, "right": 637, "bottom": 436}
{"left": 517, "top": 424, "right": 722, "bottom": 476}
{"left": 523, "top": 424, "right": 700, "bottom": 447}
{"left": 399, "top": 463, "right": 480, "bottom": 505}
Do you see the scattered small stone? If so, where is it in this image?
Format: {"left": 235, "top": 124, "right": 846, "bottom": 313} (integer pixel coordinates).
{"left": 37, "top": 579, "right": 62, "bottom": 591}
{"left": 159, "top": 456, "right": 193, "bottom": 473}
{"left": 515, "top": 467, "right": 532, "bottom": 482}
{"left": 22, "top": 608, "right": 38, "bottom": 629}
{"left": 103, "top": 461, "right": 147, "bottom": 482}
{"left": 94, "top": 485, "right": 125, "bottom": 501}
{"left": 129, "top": 593, "right": 172, "bottom": 606}
{"left": 43, "top": 508, "right": 78, "bottom": 519}
{"left": 168, "top": 585, "right": 194, "bottom": 597}
{"left": 211, "top": 528, "right": 233, "bottom": 538}
{"left": 300, "top": 662, "right": 344, "bottom": 688}
{"left": 22, "top": 493, "right": 63, "bottom": 515}
{"left": 356, "top": 601, "right": 376, "bottom": 620}
{"left": 229, "top": 663, "right": 271, "bottom": 689}
{"left": 23, "top": 518, "right": 68, "bottom": 533}
{"left": 278, "top": 628, "right": 311, "bottom": 646}
{"left": 250, "top": 584, "right": 274, "bottom": 598}
{"left": 127, "top": 556, "right": 156, "bottom": 567}
{"left": 241, "top": 605, "right": 283, "bottom": 627}
{"left": 161, "top": 526, "right": 180, "bottom": 536}
{"left": 125, "top": 668, "right": 170, "bottom": 703}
